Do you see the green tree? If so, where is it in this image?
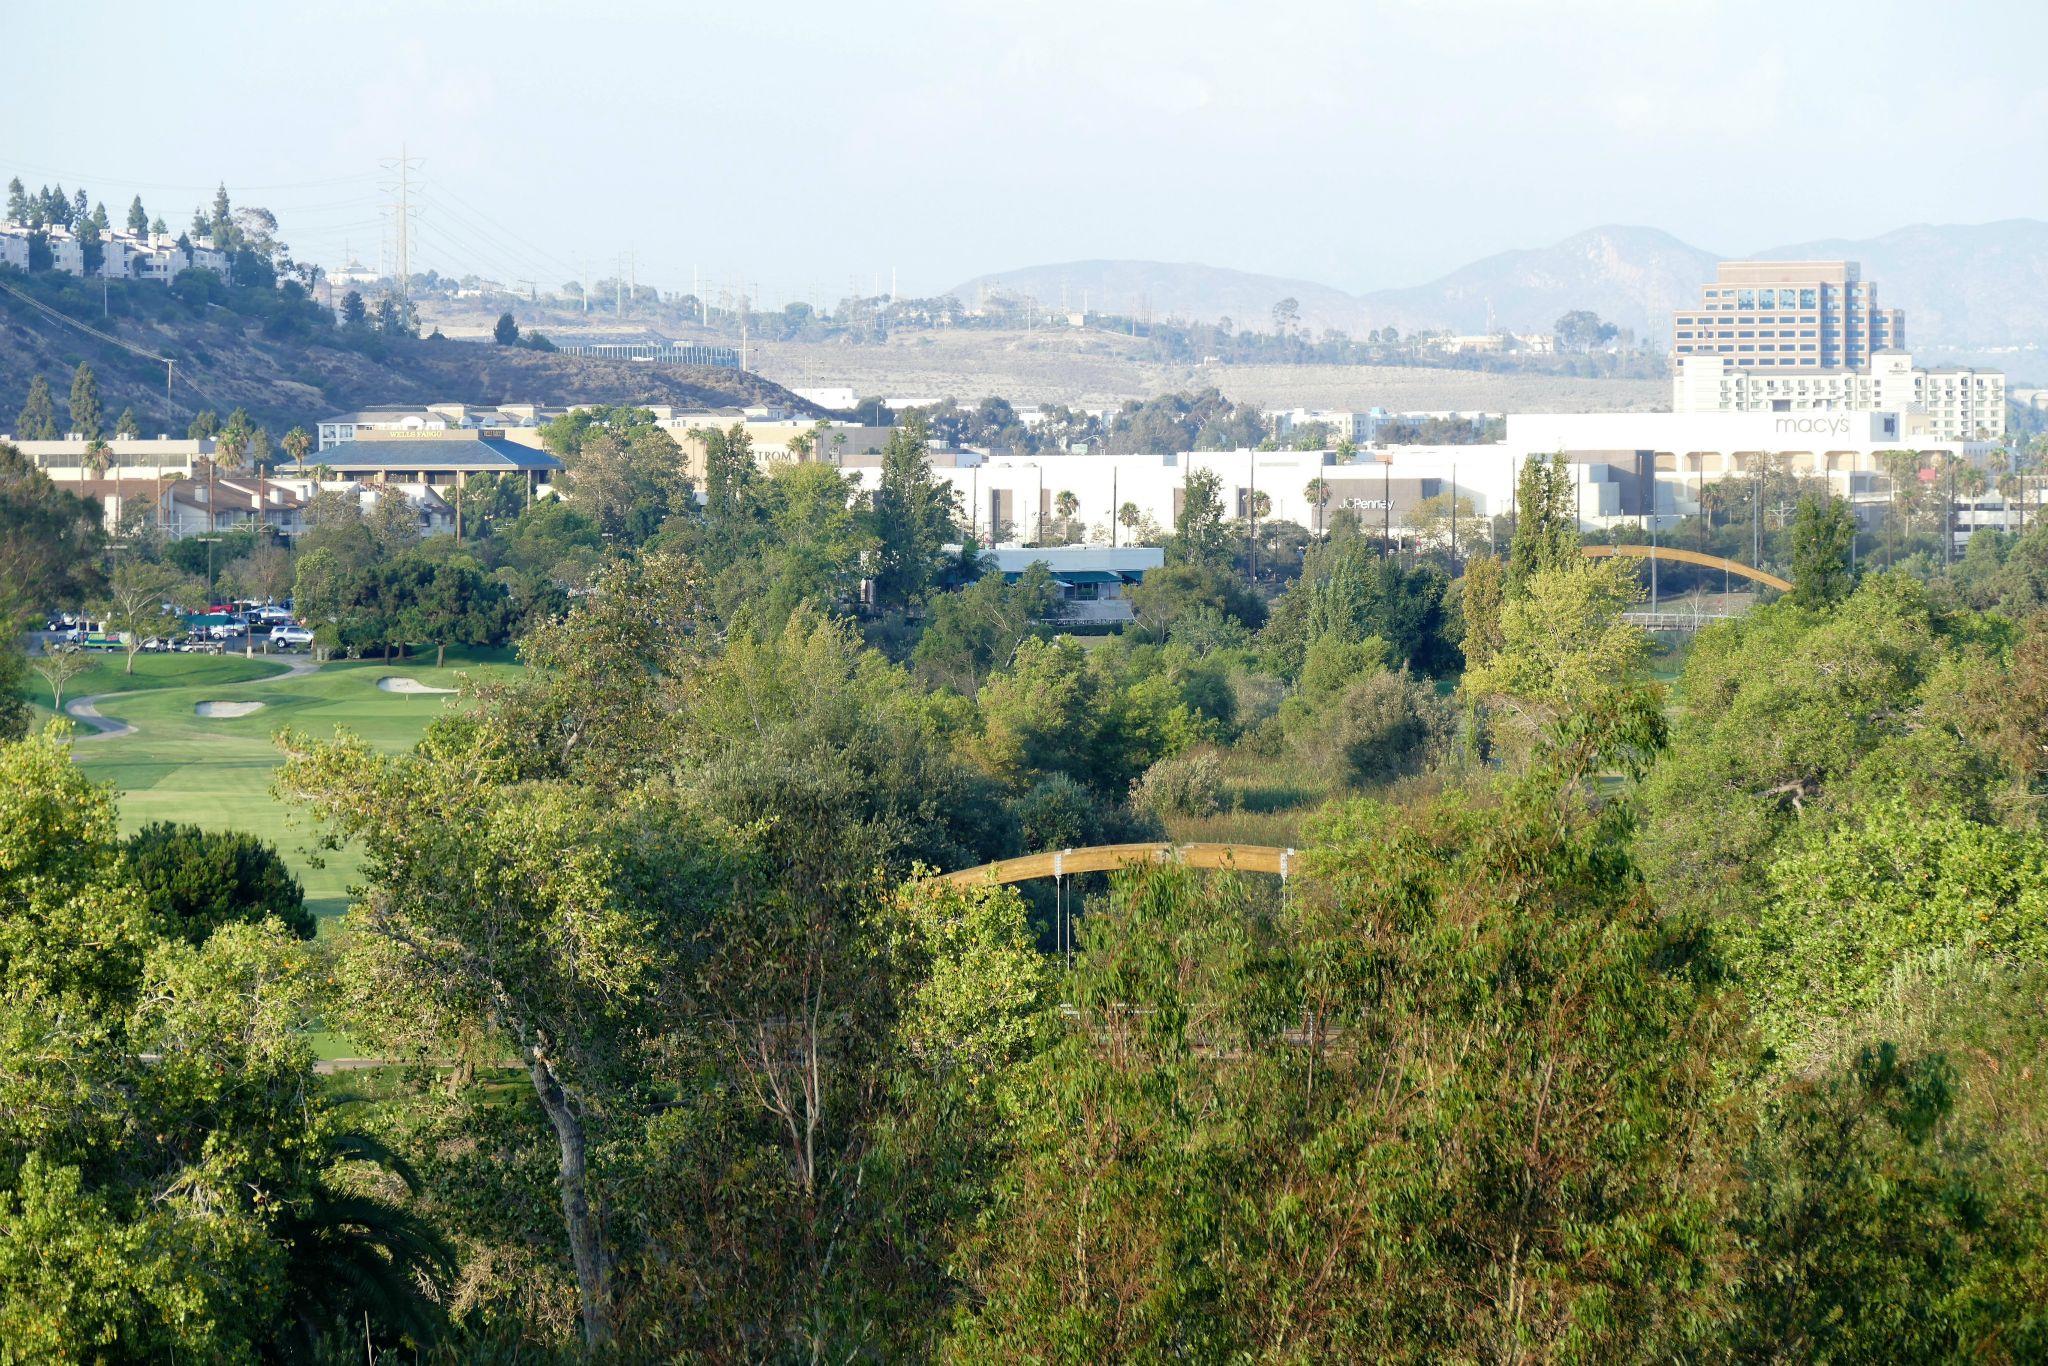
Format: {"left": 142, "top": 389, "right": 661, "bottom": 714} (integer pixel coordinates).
{"left": 912, "top": 559, "right": 1060, "bottom": 694}
{"left": 3, "top": 177, "right": 25, "bottom": 225}
{"left": 559, "top": 425, "right": 692, "bottom": 546}
{"left": 947, "top": 781, "right": 1738, "bottom": 1360}
{"left": 339, "top": 289, "right": 366, "bottom": 326}
{"left": 1260, "top": 535, "right": 1454, "bottom": 678}
{"left": 0, "top": 731, "right": 444, "bottom": 1356}
{"left": 1632, "top": 577, "right": 1988, "bottom": 923}
{"left": 1170, "top": 465, "right": 1231, "bottom": 566}
{"left": 113, "top": 406, "right": 139, "bottom": 439}
{"left": 99, "top": 559, "right": 198, "bottom": 675}
{"left": 281, "top": 736, "right": 704, "bottom": 1350}
{"left": 28, "top": 646, "right": 92, "bottom": 716}
{"left": 1507, "top": 452, "right": 1580, "bottom": 590}
{"left": 1553, "top": 308, "right": 1618, "bottom": 352}
{"left": 124, "top": 194, "right": 147, "bottom": 234}
{"left": 1459, "top": 553, "right": 1506, "bottom": 669}
{"left": 66, "top": 362, "right": 102, "bottom": 442}
{"left": 1789, "top": 493, "right": 1857, "bottom": 609}
{"left": 0, "top": 443, "right": 108, "bottom": 735}
{"left": 1732, "top": 798, "right": 2048, "bottom": 1064}
{"left": 122, "top": 820, "right": 315, "bottom": 943}
{"left": 493, "top": 310, "right": 520, "bottom": 345}
{"left": 868, "top": 411, "right": 956, "bottom": 612}
{"left": 15, "top": 376, "right": 58, "bottom": 440}
{"left": 186, "top": 409, "right": 218, "bottom": 441}
{"left": 1127, "top": 559, "right": 1266, "bottom": 640}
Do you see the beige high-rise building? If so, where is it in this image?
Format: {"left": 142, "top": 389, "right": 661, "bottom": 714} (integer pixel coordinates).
{"left": 1672, "top": 261, "right": 1903, "bottom": 372}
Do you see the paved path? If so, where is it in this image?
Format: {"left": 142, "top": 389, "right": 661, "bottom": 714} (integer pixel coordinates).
{"left": 65, "top": 651, "right": 324, "bottom": 742}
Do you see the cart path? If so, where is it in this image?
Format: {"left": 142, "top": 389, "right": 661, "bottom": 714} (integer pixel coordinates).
{"left": 65, "top": 652, "right": 324, "bottom": 742}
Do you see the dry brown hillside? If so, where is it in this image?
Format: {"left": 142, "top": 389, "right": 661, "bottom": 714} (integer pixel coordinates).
{"left": 0, "top": 274, "right": 815, "bottom": 436}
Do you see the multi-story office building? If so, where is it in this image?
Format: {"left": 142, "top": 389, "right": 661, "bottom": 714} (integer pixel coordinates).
{"left": 1674, "top": 351, "right": 2006, "bottom": 439}
{"left": 1672, "top": 261, "right": 1903, "bottom": 371}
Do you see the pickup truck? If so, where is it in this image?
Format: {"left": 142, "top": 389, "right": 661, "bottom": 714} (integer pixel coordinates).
{"left": 61, "top": 624, "right": 128, "bottom": 652}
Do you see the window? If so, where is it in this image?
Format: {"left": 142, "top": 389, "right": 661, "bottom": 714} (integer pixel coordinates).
{"left": 1738, "top": 290, "right": 1755, "bottom": 308}
{"left": 1739, "top": 344, "right": 1755, "bottom": 351}
{"left": 1759, "top": 289, "right": 1776, "bottom": 308}
{"left": 1801, "top": 289, "right": 1817, "bottom": 308}
{"left": 1738, "top": 330, "right": 1755, "bottom": 338}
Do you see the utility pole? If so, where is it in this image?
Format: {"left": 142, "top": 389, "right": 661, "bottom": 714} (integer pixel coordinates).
{"left": 379, "top": 146, "right": 422, "bottom": 296}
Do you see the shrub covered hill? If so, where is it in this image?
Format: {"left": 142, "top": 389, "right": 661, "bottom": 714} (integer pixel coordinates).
{"left": 0, "top": 269, "right": 817, "bottom": 435}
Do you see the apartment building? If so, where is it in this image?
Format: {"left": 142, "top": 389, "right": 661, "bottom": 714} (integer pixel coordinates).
{"left": 1672, "top": 261, "right": 1902, "bottom": 371}
{"left": 0, "top": 224, "right": 231, "bottom": 282}
{"left": 1674, "top": 352, "right": 2006, "bottom": 439}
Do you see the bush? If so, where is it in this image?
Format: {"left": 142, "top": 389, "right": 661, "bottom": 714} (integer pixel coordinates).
{"left": 1290, "top": 670, "right": 1453, "bottom": 790}
{"left": 1009, "top": 773, "right": 1161, "bottom": 852}
{"left": 122, "top": 821, "right": 313, "bottom": 944}
{"left": 1129, "top": 750, "right": 1225, "bottom": 820}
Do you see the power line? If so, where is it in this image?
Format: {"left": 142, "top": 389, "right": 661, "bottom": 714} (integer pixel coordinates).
{"left": 0, "top": 279, "right": 232, "bottom": 414}
{"left": 0, "top": 158, "right": 378, "bottom": 195}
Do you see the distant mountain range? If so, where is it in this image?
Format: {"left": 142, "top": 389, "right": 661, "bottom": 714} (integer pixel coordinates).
{"left": 952, "top": 221, "right": 2048, "bottom": 364}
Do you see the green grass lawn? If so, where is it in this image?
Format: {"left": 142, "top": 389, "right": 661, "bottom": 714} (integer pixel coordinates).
{"left": 71, "top": 647, "right": 524, "bottom": 930}
{"left": 26, "top": 650, "right": 291, "bottom": 720}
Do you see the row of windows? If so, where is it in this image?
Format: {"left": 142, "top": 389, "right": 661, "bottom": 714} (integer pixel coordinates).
{"left": 1678, "top": 329, "right": 1830, "bottom": 340}
{"left": 1703, "top": 286, "right": 1869, "bottom": 307}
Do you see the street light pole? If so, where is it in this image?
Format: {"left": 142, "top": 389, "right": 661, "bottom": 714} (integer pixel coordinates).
{"left": 1377, "top": 452, "right": 1393, "bottom": 558}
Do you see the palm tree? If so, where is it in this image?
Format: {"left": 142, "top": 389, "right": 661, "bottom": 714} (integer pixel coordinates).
{"left": 1055, "top": 489, "right": 1078, "bottom": 542}
{"left": 282, "top": 425, "right": 312, "bottom": 474}
{"left": 1304, "top": 477, "right": 1330, "bottom": 538}
{"left": 212, "top": 428, "right": 245, "bottom": 537}
{"left": 1118, "top": 501, "right": 1141, "bottom": 543}
{"left": 275, "top": 1130, "right": 456, "bottom": 1360}
{"left": 1956, "top": 462, "right": 1988, "bottom": 558}
{"left": 81, "top": 437, "right": 112, "bottom": 533}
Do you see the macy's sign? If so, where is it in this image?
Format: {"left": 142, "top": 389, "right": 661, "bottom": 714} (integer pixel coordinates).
{"left": 1773, "top": 416, "right": 1852, "bottom": 435}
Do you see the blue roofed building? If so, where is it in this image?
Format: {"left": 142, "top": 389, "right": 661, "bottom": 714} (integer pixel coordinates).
{"left": 982, "top": 545, "right": 1164, "bottom": 626}
{"left": 305, "top": 428, "right": 564, "bottom": 493}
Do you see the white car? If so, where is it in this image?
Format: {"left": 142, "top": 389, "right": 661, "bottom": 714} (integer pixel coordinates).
{"left": 270, "top": 625, "right": 315, "bottom": 648}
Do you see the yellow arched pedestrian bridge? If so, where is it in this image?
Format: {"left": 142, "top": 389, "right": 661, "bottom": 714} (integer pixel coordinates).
{"left": 1582, "top": 544, "right": 1791, "bottom": 593}
{"left": 939, "top": 842, "right": 1298, "bottom": 887}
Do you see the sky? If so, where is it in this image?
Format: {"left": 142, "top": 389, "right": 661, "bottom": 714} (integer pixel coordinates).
{"left": 6, "top": 0, "right": 2047, "bottom": 308}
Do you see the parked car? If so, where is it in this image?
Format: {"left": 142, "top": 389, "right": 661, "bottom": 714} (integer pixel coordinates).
{"left": 205, "top": 620, "right": 247, "bottom": 641}
{"left": 270, "top": 625, "right": 315, "bottom": 649}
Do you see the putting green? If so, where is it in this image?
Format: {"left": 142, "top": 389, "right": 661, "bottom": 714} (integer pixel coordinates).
{"left": 70, "top": 648, "right": 524, "bottom": 928}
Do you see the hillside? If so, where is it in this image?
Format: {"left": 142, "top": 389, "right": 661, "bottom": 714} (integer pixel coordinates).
{"left": 0, "top": 273, "right": 812, "bottom": 438}
{"left": 1757, "top": 219, "right": 2048, "bottom": 359}
{"left": 954, "top": 220, "right": 2048, "bottom": 362}
{"left": 1356, "top": 226, "right": 1719, "bottom": 340}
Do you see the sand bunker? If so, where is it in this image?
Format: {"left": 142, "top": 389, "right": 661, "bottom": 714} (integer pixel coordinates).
{"left": 378, "top": 676, "right": 456, "bottom": 695}
{"left": 194, "top": 700, "right": 265, "bottom": 718}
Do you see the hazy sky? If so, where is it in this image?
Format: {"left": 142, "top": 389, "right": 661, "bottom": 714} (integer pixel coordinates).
{"left": 6, "top": 0, "right": 2046, "bottom": 306}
